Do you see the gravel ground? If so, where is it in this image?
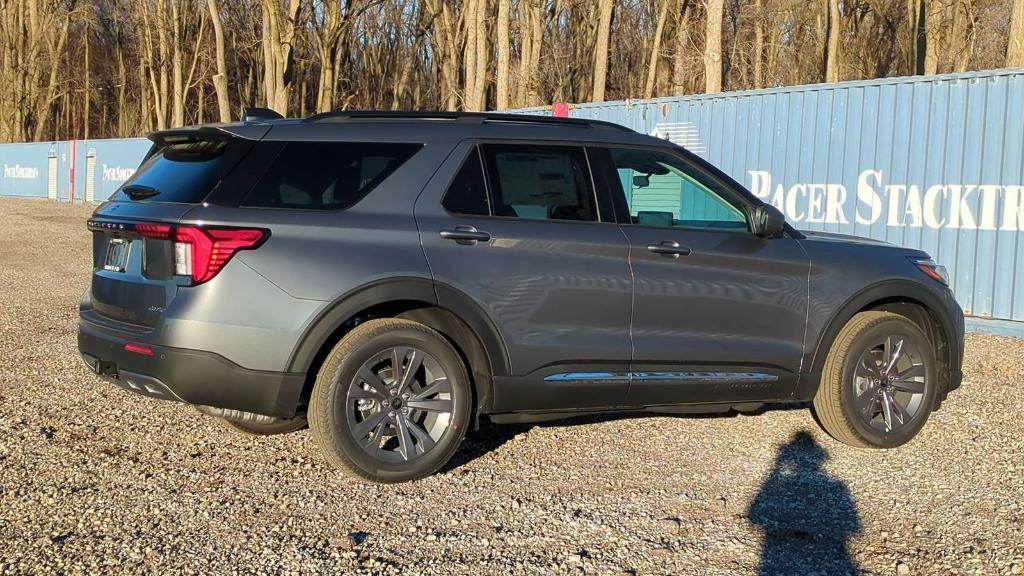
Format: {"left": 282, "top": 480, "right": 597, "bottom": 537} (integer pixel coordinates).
{"left": 1, "top": 197, "right": 1022, "bottom": 576}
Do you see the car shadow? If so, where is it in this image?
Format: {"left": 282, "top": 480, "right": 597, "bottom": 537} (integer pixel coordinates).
{"left": 748, "top": 430, "right": 862, "bottom": 575}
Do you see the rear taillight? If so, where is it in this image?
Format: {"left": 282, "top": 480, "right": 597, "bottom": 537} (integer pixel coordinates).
{"left": 134, "top": 224, "right": 268, "bottom": 285}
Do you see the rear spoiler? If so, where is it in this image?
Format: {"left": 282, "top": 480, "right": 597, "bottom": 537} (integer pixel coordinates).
{"left": 146, "top": 124, "right": 272, "bottom": 147}
{"left": 143, "top": 124, "right": 272, "bottom": 163}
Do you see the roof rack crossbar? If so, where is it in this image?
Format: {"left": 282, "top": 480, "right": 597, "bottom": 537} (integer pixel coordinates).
{"left": 301, "top": 110, "right": 631, "bottom": 132}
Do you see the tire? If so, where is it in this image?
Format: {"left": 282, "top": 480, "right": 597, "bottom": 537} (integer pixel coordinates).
{"left": 812, "top": 311, "right": 938, "bottom": 448}
{"left": 218, "top": 415, "right": 308, "bottom": 436}
{"left": 308, "top": 318, "right": 472, "bottom": 483}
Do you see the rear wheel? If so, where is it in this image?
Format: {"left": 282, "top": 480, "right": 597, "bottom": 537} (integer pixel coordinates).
{"left": 813, "top": 311, "right": 937, "bottom": 448}
{"left": 308, "top": 318, "right": 472, "bottom": 483}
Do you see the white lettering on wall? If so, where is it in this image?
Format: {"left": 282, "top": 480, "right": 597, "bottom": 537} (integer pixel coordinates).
{"left": 3, "top": 164, "right": 39, "bottom": 179}
{"left": 748, "top": 170, "right": 1024, "bottom": 232}
{"left": 102, "top": 164, "right": 135, "bottom": 182}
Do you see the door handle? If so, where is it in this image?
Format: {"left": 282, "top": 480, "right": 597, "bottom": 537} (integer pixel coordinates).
{"left": 440, "top": 225, "right": 491, "bottom": 245}
{"left": 647, "top": 240, "right": 692, "bottom": 258}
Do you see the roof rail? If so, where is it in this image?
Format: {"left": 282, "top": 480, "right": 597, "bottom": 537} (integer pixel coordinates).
{"left": 302, "top": 110, "right": 633, "bottom": 132}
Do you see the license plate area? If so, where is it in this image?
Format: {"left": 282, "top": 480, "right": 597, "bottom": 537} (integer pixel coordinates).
{"left": 103, "top": 237, "right": 131, "bottom": 272}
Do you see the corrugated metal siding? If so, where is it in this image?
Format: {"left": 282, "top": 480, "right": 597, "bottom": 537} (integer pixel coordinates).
{"left": 516, "top": 69, "right": 1024, "bottom": 324}
{"left": 0, "top": 137, "right": 147, "bottom": 203}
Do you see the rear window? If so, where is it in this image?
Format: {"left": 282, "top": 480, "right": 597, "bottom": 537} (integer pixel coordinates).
{"left": 112, "top": 139, "right": 243, "bottom": 204}
{"left": 241, "top": 142, "right": 421, "bottom": 210}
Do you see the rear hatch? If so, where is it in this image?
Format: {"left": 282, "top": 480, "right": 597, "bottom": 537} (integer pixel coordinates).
{"left": 87, "top": 126, "right": 267, "bottom": 328}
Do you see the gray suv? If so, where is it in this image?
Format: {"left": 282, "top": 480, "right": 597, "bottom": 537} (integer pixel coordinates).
{"left": 79, "top": 110, "right": 964, "bottom": 482}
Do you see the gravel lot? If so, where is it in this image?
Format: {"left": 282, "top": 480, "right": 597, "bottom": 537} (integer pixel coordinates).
{"left": 1, "top": 197, "right": 1022, "bottom": 575}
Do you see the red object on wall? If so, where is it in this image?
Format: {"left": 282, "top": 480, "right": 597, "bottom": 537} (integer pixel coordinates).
{"left": 552, "top": 102, "right": 570, "bottom": 118}
{"left": 69, "top": 140, "right": 76, "bottom": 203}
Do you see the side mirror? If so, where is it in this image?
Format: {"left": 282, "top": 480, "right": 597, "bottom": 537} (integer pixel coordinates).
{"left": 753, "top": 204, "right": 786, "bottom": 237}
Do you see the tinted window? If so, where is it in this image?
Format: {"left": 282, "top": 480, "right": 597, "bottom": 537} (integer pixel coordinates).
{"left": 242, "top": 142, "right": 421, "bottom": 210}
{"left": 442, "top": 148, "right": 490, "bottom": 216}
{"left": 113, "top": 139, "right": 243, "bottom": 204}
{"left": 609, "top": 148, "right": 747, "bottom": 230}
{"left": 481, "top": 144, "right": 596, "bottom": 222}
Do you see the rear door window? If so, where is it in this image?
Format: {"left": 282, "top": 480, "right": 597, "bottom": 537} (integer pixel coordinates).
{"left": 242, "top": 142, "right": 421, "bottom": 210}
{"left": 480, "top": 144, "right": 597, "bottom": 222}
{"left": 112, "top": 139, "right": 246, "bottom": 204}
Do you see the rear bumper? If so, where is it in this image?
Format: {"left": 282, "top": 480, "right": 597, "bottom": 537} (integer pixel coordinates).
{"left": 78, "top": 320, "right": 306, "bottom": 418}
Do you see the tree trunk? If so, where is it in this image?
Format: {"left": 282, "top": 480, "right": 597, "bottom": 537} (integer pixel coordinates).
{"left": 208, "top": 0, "right": 232, "bottom": 122}
{"left": 496, "top": 0, "right": 510, "bottom": 110}
{"left": 592, "top": 0, "right": 614, "bottom": 102}
{"left": 825, "top": 0, "right": 841, "bottom": 82}
{"left": 923, "top": 0, "right": 943, "bottom": 74}
{"left": 908, "top": 0, "right": 925, "bottom": 74}
{"left": 463, "top": 0, "right": 478, "bottom": 110}
{"left": 753, "top": 0, "right": 764, "bottom": 88}
{"left": 471, "top": 0, "right": 488, "bottom": 110}
{"left": 644, "top": 0, "right": 670, "bottom": 98}
{"left": 516, "top": 0, "right": 545, "bottom": 107}
{"left": 426, "top": 0, "right": 460, "bottom": 111}
{"left": 262, "top": 4, "right": 277, "bottom": 108}
{"left": 171, "top": 0, "right": 185, "bottom": 127}
{"left": 672, "top": 1, "right": 692, "bottom": 95}
{"left": 948, "top": 0, "right": 974, "bottom": 72}
{"left": 1011, "top": 0, "right": 1024, "bottom": 66}
{"left": 704, "top": 0, "right": 724, "bottom": 93}
{"left": 83, "top": 23, "right": 90, "bottom": 139}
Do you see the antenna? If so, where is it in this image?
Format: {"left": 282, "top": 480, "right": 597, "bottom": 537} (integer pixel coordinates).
{"left": 242, "top": 107, "right": 285, "bottom": 122}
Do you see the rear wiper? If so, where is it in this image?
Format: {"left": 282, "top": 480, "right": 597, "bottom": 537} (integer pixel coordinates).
{"left": 123, "top": 184, "right": 160, "bottom": 201}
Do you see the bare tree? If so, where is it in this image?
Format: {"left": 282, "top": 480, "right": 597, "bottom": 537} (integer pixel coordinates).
{"left": 644, "top": 0, "right": 670, "bottom": 98}
{"left": 825, "top": 0, "right": 841, "bottom": 82}
{"left": 0, "top": 0, "right": 1019, "bottom": 142}
{"left": 1011, "top": 0, "right": 1024, "bottom": 66}
{"left": 923, "top": 0, "right": 943, "bottom": 73}
{"left": 516, "top": 0, "right": 545, "bottom": 107}
{"left": 592, "top": 0, "right": 614, "bottom": 102}
{"left": 207, "top": 0, "right": 232, "bottom": 121}
{"left": 496, "top": 0, "right": 511, "bottom": 109}
{"left": 262, "top": 0, "right": 301, "bottom": 114}
{"left": 470, "top": 0, "right": 489, "bottom": 110}
{"left": 704, "top": 0, "right": 724, "bottom": 93}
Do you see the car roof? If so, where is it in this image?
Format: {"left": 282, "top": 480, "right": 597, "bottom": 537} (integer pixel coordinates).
{"left": 152, "top": 110, "right": 671, "bottom": 148}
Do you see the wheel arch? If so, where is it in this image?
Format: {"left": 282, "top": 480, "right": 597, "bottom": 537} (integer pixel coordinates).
{"left": 798, "top": 280, "right": 960, "bottom": 400}
{"left": 286, "top": 277, "right": 508, "bottom": 416}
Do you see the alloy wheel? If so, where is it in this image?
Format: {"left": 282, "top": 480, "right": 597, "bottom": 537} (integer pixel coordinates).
{"left": 852, "top": 334, "right": 928, "bottom": 433}
{"left": 346, "top": 346, "right": 453, "bottom": 463}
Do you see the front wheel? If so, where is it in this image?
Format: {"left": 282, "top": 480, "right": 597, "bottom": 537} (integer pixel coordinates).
{"left": 308, "top": 318, "right": 472, "bottom": 483}
{"left": 813, "top": 311, "right": 938, "bottom": 448}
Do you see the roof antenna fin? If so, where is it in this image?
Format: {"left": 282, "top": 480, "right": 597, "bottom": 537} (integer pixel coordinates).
{"left": 242, "top": 107, "right": 284, "bottom": 122}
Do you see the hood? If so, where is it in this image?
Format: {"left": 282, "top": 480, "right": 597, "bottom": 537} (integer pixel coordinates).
{"left": 798, "top": 230, "right": 896, "bottom": 247}
{"left": 798, "top": 229, "right": 932, "bottom": 259}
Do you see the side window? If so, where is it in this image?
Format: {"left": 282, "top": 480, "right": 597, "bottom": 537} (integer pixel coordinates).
{"left": 442, "top": 148, "right": 490, "bottom": 216}
{"left": 481, "top": 144, "right": 596, "bottom": 222}
{"left": 242, "top": 142, "right": 421, "bottom": 210}
{"left": 609, "top": 148, "right": 748, "bottom": 230}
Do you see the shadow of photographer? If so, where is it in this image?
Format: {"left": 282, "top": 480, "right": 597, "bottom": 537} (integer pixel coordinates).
{"left": 748, "top": 430, "right": 862, "bottom": 576}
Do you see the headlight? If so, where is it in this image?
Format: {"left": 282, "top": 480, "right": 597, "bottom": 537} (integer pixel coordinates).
{"left": 911, "top": 257, "right": 949, "bottom": 286}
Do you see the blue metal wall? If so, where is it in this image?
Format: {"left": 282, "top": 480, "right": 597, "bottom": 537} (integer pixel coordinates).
{"left": 0, "top": 138, "right": 148, "bottom": 202}
{"left": 517, "top": 69, "right": 1024, "bottom": 328}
